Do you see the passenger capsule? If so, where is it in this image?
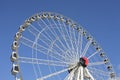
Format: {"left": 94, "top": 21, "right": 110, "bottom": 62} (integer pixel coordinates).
{"left": 110, "top": 72, "right": 115, "bottom": 78}
{"left": 14, "top": 32, "right": 21, "bottom": 41}
{"left": 11, "top": 52, "right": 18, "bottom": 62}
{"left": 104, "top": 58, "right": 109, "bottom": 64}
{"left": 100, "top": 52, "right": 105, "bottom": 57}
{"left": 11, "top": 41, "right": 18, "bottom": 50}
{"left": 92, "top": 41, "right": 96, "bottom": 46}
{"left": 87, "top": 36, "right": 92, "bottom": 40}
{"left": 82, "top": 31, "right": 86, "bottom": 36}
{"left": 107, "top": 65, "right": 112, "bottom": 70}
{"left": 71, "top": 23, "right": 76, "bottom": 28}
{"left": 77, "top": 27, "right": 81, "bottom": 31}
{"left": 60, "top": 17, "right": 65, "bottom": 22}
{"left": 66, "top": 19, "right": 71, "bottom": 25}
{"left": 19, "top": 25, "right": 26, "bottom": 32}
{"left": 11, "top": 64, "right": 19, "bottom": 75}
{"left": 96, "top": 47, "right": 101, "bottom": 51}
{"left": 23, "top": 20, "right": 31, "bottom": 27}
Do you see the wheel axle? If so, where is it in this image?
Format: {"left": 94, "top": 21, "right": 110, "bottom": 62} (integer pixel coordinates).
{"left": 78, "top": 57, "right": 88, "bottom": 67}
{"left": 68, "top": 57, "right": 88, "bottom": 73}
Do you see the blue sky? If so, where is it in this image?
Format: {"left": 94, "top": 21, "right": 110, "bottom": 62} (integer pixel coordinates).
{"left": 0, "top": 0, "right": 120, "bottom": 80}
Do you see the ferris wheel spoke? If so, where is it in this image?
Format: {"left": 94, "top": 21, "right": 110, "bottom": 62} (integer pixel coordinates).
{"left": 53, "top": 44, "right": 73, "bottom": 62}
{"left": 20, "top": 36, "right": 52, "bottom": 58}
{"left": 20, "top": 36, "right": 48, "bottom": 51}
{"left": 46, "top": 38, "right": 72, "bottom": 63}
{"left": 58, "top": 28, "right": 75, "bottom": 60}
{"left": 76, "top": 29, "right": 81, "bottom": 59}
{"left": 28, "top": 24, "right": 41, "bottom": 36}
{"left": 20, "top": 36, "right": 69, "bottom": 62}
{"left": 29, "top": 22, "right": 59, "bottom": 44}
{"left": 68, "top": 25, "right": 76, "bottom": 55}
{"left": 79, "top": 31, "right": 83, "bottom": 57}
{"left": 87, "top": 51, "right": 99, "bottom": 59}
{"left": 37, "top": 22, "right": 56, "bottom": 42}
{"left": 89, "top": 61, "right": 105, "bottom": 66}
{"left": 81, "top": 39, "right": 92, "bottom": 57}
{"left": 36, "top": 27, "right": 68, "bottom": 55}
{"left": 37, "top": 19, "right": 74, "bottom": 61}
{"left": 62, "top": 22, "right": 78, "bottom": 60}
{"left": 47, "top": 17, "right": 73, "bottom": 59}
{"left": 55, "top": 39, "right": 74, "bottom": 61}
{"left": 88, "top": 67, "right": 110, "bottom": 76}
{"left": 28, "top": 23, "right": 53, "bottom": 44}
{"left": 28, "top": 24, "right": 63, "bottom": 55}
{"left": 62, "top": 22, "right": 73, "bottom": 49}
{"left": 37, "top": 66, "right": 75, "bottom": 80}
{"left": 39, "top": 18, "right": 59, "bottom": 39}
{"left": 40, "top": 32, "right": 73, "bottom": 60}
{"left": 28, "top": 23, "right": 54, "bottom": 45}
{"left": 72, "top": 28, "right": 79, "bottom": 60}
{"left": 40, "top": 30, "right": 69, "bottom": 58}
{"left": 18, "top": 57, "right": 69, "bottom": 67}
{"left": 32, "top": 33, "right": 68, "bottom": 61}
{"left": 37, "top": 20, "right": 59, "bottom": 45}
{"left": 52, "top": 19, "right": 77, "bottom": 61}
{"left": 57, "top": 20, "right": 71, "bottom": 49}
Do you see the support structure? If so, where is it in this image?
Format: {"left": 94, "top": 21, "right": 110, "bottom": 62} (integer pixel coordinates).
{"left": 67, "top": 57, "right": 95, "bottom": 80}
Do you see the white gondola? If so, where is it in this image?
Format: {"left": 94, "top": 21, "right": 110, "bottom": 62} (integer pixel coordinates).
{"left": 110, "top": 72, "right": 115, "bottom": 78}
{"left": 96, "top": 47, "right": 101, "bottom": 51}
{"left": 11, "top": 64, "right": 19, "bottom": 75}
{"left": 100, "top": 52, "right": 105, "bottom": 57}
{"left": 91, "top": 41, "right": 96, "bottom": 46}
{"left": 11, "top": 52, "right": 18, "bottom": 62}
{"left": 107, "top": 65, "right": 112, "bottom": 71}
{"left": 19, "top": 25, "right": 26, "bottom": 32}
{"left": 104, "top": 58, "right": 109, "bottom": 64}
{"left": 14, "top": 32, "right": 21, "bottom": 41}
{"left": 11, "top": 41, "right": 18, "bottom": 50}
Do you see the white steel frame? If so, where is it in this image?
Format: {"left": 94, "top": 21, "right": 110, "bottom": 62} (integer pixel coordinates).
{"left": 11, "top": 12, "right": 116, "bottom": 80}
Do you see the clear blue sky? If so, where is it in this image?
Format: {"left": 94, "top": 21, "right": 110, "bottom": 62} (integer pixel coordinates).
{"left": 0, "top": 0, "right": 120, "bottom": 80}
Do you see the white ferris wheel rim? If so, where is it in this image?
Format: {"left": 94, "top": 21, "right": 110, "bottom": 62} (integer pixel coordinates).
{"left": 11, "top": 12, "right": 116, "bottom": 80}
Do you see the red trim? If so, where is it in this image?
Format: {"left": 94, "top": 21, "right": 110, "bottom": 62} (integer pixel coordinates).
{"left": 83, "top": 57, "right": 88, "bottom": 66}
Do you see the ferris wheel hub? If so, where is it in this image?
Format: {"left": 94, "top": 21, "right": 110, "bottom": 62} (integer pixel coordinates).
{"left": 78, "top": 57, "right": 88, "bottom": 67}
{"left": 68, "top": 57, "right": 88, "bottom": 73}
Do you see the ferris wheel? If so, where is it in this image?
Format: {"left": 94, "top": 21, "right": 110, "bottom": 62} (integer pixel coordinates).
{"left": 11, "top": 12, "right": 116, "bottom": 80}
